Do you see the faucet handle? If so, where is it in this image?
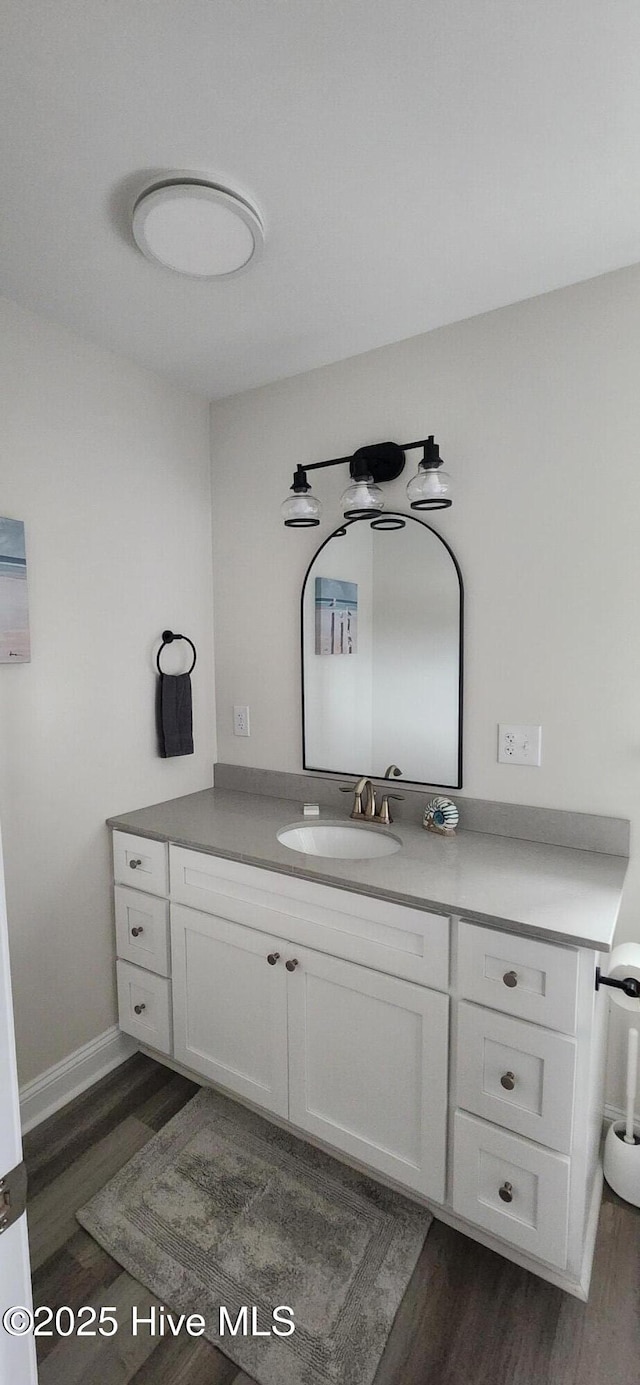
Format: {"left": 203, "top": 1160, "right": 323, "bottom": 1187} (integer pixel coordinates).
{"left": 340, "top": 781, "right": 367, "bottom": 819}
{"left": 377, "top": 791, "right": 404, "bottom": 825}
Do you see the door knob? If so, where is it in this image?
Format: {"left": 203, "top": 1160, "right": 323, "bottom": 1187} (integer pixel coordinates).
{"left": 133, "top": 1002, "right": 146, "bottom": 1015}
{"left": 131, "top": 926, "right": 144, "bottom": 937}
{"left": 498, "top": 1181, "right": 513, "bottom": 1203}
{"left": 285, "top": 958, "right": 299, "bottom": 972}
{"left": 503, "top": 970, "right": 518, "bottom": 988}
{"left": 267, "top": 952, "right": 280, "bottom": 966}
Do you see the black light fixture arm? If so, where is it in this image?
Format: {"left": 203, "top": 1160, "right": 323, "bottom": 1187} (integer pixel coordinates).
{"left": 290, "top": 435, "right": 441, "bottom": 493}
{"left": 301, "top": 452, "right": 356, "bottom": 475}
{"left": 304, "top": 435, "right": 440, "bottom": 475}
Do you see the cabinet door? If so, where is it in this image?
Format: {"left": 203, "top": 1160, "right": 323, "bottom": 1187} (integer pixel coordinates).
{"left": 287, "top": 946, "right": 449, "bottom": 1200}
{"left": 171, "top": 904, "right": 289, "bottom": 1118}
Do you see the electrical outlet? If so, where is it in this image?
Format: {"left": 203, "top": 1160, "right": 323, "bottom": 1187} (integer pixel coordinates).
{"left": 233, "top": 705, "right": 250, "bottom": 737}
{"left": 498, "top": 724, "right": 542, "bottom": 766}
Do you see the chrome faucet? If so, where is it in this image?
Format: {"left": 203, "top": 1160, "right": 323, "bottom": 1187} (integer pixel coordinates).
{"left": 340, "top": 773, "right": 404, "bottom": 824}
{"left": 352, "top": 777, "right": 376, "bottom": 819}
{"left": 340, "top": 776, "right": 376, "bottom": 819}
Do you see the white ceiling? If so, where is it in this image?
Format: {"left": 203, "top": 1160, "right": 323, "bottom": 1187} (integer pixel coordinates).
{"left": 2, "top": 1, "right": 640, "bottom": 400}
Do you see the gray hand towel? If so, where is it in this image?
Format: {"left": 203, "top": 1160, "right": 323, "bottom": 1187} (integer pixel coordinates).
{"left": 158, "top": 673, "right": 194, "bottom": 757}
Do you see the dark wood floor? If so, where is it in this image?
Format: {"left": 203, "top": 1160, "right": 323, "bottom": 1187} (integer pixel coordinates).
{"left": 23, "top": 1053, "right": 639, "bottom": 1385}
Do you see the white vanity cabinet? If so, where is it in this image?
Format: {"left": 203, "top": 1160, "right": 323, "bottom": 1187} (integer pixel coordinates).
{"left": 111, "top": 828, "right": 607, "bottom": 1299}
{"left": 169, "top": 896, "right": 449, "bottom": 1200}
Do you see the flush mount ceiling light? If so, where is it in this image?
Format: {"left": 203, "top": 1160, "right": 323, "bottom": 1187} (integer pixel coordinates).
{"left": 131, "top": 179, "right": 264, "bottom": 279}
{"left": 281, "top": 436, "right": 451, "bottom": 528}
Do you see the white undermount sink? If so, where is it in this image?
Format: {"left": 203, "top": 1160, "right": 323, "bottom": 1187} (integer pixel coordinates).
{"left": 277, "top": 820, "right": 401, "bottom": 860}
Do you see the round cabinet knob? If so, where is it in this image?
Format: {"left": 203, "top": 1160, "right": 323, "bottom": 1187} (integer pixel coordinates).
{"left": 498, "top": 1181, "right": 513, "bottom": 1203}
{"left": 285, "top": 958, "right": 299, "bottom": 972}
{"left": 503, "top": 970, "right": 518, "bottom": 988}
{"left": 500, "top": 1071, "right": 515, "bottom": 1091}
{"left": 131, "top": 926, "right": 144, "bottom": 937}
{"left": 129, "top": 859, "right": 142, "bottom": 870}
{"left": 133, "top": 1002, "right": 146, "bottom": 1015}
{"left": 267, "top": 952, "right": 280, "bottom": 966}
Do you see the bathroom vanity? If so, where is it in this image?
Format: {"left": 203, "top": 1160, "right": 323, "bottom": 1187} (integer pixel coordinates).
{"left": 108, "top": 786, "right": 627, "bottom": 1299}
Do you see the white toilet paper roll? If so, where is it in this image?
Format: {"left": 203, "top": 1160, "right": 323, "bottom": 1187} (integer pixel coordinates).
{"left": 603, "top": 943, "right": 640, "bottom": 1011}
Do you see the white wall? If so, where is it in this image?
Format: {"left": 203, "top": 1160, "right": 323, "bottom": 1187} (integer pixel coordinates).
{"left": 0, "top": 297, "right": 216, "bottom": 1085}
{"left": 210, "top": 263, "right": 640, "bottom": 1110}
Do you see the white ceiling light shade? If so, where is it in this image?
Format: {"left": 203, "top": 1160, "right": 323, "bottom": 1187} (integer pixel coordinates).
{"left": 131, "top": 180, "right": 264, "bottom": 279}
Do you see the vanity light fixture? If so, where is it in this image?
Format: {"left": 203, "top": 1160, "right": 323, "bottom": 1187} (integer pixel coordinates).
{"left": 132, "top": 178, "right": 264, "bottom": 279}
{"left": 281, "top": 436, "right": 451, "bottom": 528}
{"left": 405, "top": 436, "right": 452, "bottom": 511}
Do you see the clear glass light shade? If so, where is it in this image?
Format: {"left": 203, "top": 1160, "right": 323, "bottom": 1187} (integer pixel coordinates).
{"left": 340, "top": 475, "right": 384, "bottom": 516}
{"left": 281, "top": 490, "right": 321, "bottom": 527}
{"left": 406, "top": 465, "right": 452, "bottom": 509}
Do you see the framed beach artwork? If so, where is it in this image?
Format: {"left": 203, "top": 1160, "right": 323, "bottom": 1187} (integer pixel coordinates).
{"left": 315, "top": 577, "right": 358, "bottom": 655}
{"left": 0, "top": 518, "right": 30, "bottom": 663}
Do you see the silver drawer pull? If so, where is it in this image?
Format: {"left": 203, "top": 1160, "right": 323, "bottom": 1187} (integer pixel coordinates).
{"left": 285, "top": 958, "right": 299, "bottom": 972}
{"left": 133, "top": 1002, "right": 146, "bottom": 1015}
{"left": 503, "top": 970, "right": 518, "bottom": 988}
{"left": 131, "top": 926, "right": 144, "bottom": 937}
{"left": 267, "top": 952, "right": 280, "bottom": 966}
{"left": 129, "top": 859, "right": 143, "bottom": 870}
{"left": 500, "top": 1071, "right": 515, "bottom": 1091}
{"left": 498, "top": 1181, "right": 513, "bottom": 1203}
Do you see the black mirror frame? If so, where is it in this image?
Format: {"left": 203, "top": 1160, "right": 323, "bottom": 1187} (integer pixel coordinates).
{"left": 300, "top": 512, "right": 464, "bottom": 790}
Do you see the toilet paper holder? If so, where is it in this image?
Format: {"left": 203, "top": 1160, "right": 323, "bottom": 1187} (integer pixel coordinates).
{"left": 595, "top": 967, "right": 640, "bottom": 1000}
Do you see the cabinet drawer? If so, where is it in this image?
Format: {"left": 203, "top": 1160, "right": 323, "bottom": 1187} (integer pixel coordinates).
{"left": 115, "top": 886, "right": 170, "bottom": 976}
{"left": 170, "top": 846, "right": 449, "bottom": 989}
{"left": 116, "top": 960, "right": 172, "bottom": 1055}
{"left": 112, "top": 831, "right": 168, "bottom": 897}
{"left": 456, "top": 1003, "right": 576, "bottom": 1152}
{"left": 452, "top": 1112, "right": 570, "bottom": 1268}
{"left": 458, "top": 921, "right": 578, "bottom": 1033}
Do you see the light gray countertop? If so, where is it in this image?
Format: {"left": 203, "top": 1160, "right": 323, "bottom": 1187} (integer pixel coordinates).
{"left": 107, "top": 788, "right": 628, "bottom": 952}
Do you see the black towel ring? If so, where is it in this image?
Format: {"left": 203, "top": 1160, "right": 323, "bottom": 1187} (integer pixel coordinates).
{"left": 156, "top": 629, "right": 197, "bottom": 676}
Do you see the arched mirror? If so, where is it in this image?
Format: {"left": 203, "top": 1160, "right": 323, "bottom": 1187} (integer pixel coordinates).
{"left": 301, "top": 514, "right": 463, "bottom": 787}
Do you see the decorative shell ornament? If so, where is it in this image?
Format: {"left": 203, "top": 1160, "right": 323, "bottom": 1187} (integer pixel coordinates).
{"left": 423, "top": 797, "right": 459, "bottom": 836}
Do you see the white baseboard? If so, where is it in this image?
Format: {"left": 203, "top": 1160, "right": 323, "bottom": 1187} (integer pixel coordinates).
{"left": 19, "top": 1026, "right": 137, "bottom": 1134}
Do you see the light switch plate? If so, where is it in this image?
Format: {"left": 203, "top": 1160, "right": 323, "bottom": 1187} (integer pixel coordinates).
{"left": 498, "top": 724, "right": 542, "bottom": 766}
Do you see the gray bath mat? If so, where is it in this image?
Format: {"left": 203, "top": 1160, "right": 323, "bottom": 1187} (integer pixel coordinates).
{"left": 77, "top": 1086, "right": 431, "bottom": 1385}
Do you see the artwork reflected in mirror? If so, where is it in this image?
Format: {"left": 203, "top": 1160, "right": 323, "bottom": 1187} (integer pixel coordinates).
{"left": 315, "top": 577, "right": 358, "bottom": 655}
{"left": 0, "top": 517, "right": 30, "bottom": 664}
{"left": 302, "top": 515, "right": 462, "bottom": 787}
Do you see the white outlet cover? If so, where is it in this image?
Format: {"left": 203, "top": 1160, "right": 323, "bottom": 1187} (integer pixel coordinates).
{"left": 233, "top": 704, "right": 250, "bottom": 737}
{"left": 498, "top": 724, "right": 542, "bottom": 766}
